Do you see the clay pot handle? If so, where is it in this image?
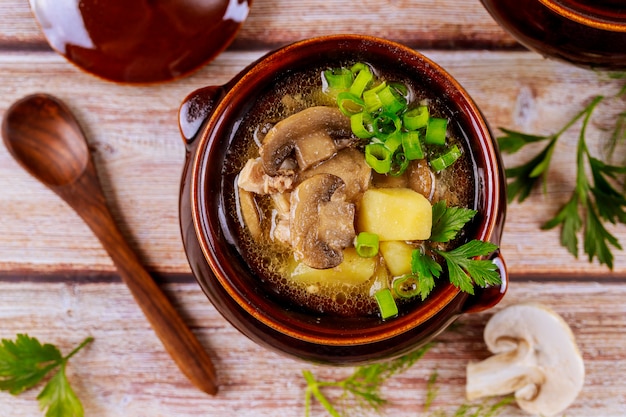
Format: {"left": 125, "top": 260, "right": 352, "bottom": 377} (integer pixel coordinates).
{"left": 462, "top": 249, "right": 508, "bottom": 314}
{"left": 178, "top": 86, "right": 226, "bottom": 148}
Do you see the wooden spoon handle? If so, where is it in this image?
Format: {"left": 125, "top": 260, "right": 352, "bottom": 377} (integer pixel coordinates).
{"left": 57, "top": 164, "right": 218, "bottom": 395}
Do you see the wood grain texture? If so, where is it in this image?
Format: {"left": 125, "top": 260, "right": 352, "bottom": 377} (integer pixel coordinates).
{"left": 1, "top": 0, "right": 626, "bottom": 415}
{"left": 0, "top": 0, "right": 517, "bottom": 50}
{"left": 0, "top": 281, "right": 624, "bottom": 416}
{"left": 1, "top": 50, "right": 625, "bottom": 276}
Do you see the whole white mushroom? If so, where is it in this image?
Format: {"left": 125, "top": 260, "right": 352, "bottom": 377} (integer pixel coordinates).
{"left": 466, "top": 303, "right": 585, "bottom": 416}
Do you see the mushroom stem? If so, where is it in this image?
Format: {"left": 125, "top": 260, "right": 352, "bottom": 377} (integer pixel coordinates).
{"left": 465, "top": 303, "right": 585, "bottom": 417}
{"left": 466, "top": 339, "right": 544, "bottom": 401}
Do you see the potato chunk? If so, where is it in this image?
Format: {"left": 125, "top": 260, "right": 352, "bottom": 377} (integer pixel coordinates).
{"left": 357, "top": 188, "right": 432, "bottom": 241}
{"left": 288, "top": 248, "right": 376, "bottom": 286}
{"left": 379, "top": 241, "right": 414, "bottom": 277}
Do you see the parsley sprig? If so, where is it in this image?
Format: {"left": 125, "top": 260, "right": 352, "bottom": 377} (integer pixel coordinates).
{"left": 0, "top": 334, "right": 93, "bottom": 417}
{"left": 500, "top": 95, "right": 626, "bottom": 268}
{"left": 407, "top": 201, "right": 501, "bottom": 300}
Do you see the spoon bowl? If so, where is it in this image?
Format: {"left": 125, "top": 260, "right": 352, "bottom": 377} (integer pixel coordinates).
{"left": 2, "top": 93, "right": 218, "bottom": 395}
{"left": 3, "top": 95, "right": 88, "bottom": 186}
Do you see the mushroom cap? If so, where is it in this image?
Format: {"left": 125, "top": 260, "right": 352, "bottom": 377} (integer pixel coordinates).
{"left": 483, "top": 303, "right": 585, "bottom": 416}
{"left": 289, "top": 173, "right": 355, "bottom": 269}
{"left": 259, "top": 106, "right": 352, "bottom": 176}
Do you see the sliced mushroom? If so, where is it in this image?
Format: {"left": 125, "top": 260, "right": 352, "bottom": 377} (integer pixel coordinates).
{"left": 237, "top": 188, "right": 262, "bottom": 240}
{"left": 260, "top": 106, "right": 352, "bottom": 175}
{"left": 466, "top": 303, "right": 585, "bottom": 417}
{"left": 290, "top": 173, "right": 355, "bottom": 269}
{"left": 407, "top": 158, "right": 435, "bottom": 200}
{"left": 297, "top": 148, "right": 371, "bottom": 202}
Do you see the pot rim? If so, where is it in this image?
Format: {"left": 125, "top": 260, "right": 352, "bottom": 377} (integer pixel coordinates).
{"left": 189, "top": 34, "right": 505, "bottom": 346}
{"left": 537, "top": 0, "right": 626, "bottom": 32}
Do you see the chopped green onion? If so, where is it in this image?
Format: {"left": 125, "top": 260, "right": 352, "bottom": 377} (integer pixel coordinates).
{"left": 377, "top": 84, "right": 406, "bottom": 114}
{"left": 365, "top": 143, "right": 392, "bottom": 174}
{"left": 323, "top": 68, "right": 353, "bottom": 92}
{"left": 430, "top": 144, "right": 461, "bottom": 171}
{"left": 402, "top": 130, "right": 424, "bottom": 160}
{"left": 374, "top": 111, "right": 402, "bottom": 137}
{"left": 374, "top": 288, "right": 398, "bottom": 320}
{"left": 350, "top": 112, "right": 375, "bottom": 139}
{"left": 349, "top": 65, "right": 374, "bottom": 97}
{"left": 425, "top": 117, "right": 448, "bottom": 145}
{"left": 363, "top": 82, "right": 387, "bottom": 113}
{"left": 355, "top": 232, "right": 379, "bottom": 257}
{"left": 403, "top": 106, "right": 429, "bottom": 130}
{"left": 337, "top": 92, "right": 364, "bottom": 116}
{"left": 326, "top": 62, "right": 461, "bottom": 179}
{"left": 350, "top": 62, "right": 369, "bottom": 74}
{"left": 392, "top": 275, "right": 421, "bottom": 299}
{"left": 390, "top": 151, "right": 410, "bottom": 177}
{"left": 384, "top": 132, "right": 402, "bottom": 153}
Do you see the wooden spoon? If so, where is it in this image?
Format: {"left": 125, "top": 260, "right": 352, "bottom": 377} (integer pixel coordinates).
{"left": 2, "top": 93, "right": 218, "bottom": 395}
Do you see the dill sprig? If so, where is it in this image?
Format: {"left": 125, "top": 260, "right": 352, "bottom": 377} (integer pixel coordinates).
{"left": 302, "top": 343, "right": 515, "bottom": 417}
{"left": 424, "top": 371, "right": 515, "bottom": 417}
{"left": 303, "top": 344, "right": 432, "bottom": 417}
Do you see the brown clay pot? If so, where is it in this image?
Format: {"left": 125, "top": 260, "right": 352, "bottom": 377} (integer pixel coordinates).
{"left": 480, "top": 0, "right": 626, "bottom": 70}
{"left": 178, "top": 35, "right": 508, "bottom": 365}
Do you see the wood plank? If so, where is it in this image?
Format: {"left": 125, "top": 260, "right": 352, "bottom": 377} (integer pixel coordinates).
{"left": 0, "top": 0, "right": 518, "bottom": 50}
{"left": 0, "top": 280, "right": 624, "bottom": 416}
{"left": 2, "top": 50, "right": 625, "bottom": 277}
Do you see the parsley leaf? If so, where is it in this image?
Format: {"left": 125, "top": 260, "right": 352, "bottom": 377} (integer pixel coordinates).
{"left": 497, "top": 128, "right": 549, "bottom": 154}
{"left": 430, "top": 200, "right": 477, "bottom": 243}
{"left": 588, "top": 156, "right": 626, "bottom": 223}
{"left": 504, "top": 136, "right": 558, "bottom": 203}
{"left": 405, "top": 203, "right": 500, "bottom": 300}
{"left": 435, "top": 240, "right": 500, "bottom": 295}
{"left": 410, "top": 250, "right": 442, "bottom": 300}
{"left": 583, "top": 200, "right": 622, "bottom": 268}
{"left": 0, "top": 334, "right": 63, "bottom": 395}
{"left": 0, "top": 334, "right": 93, "bottom": 417}
{"left": 37, "top": 364, "right": 84, "bottom": 417}
{"left": 542, "top": 194, "right": 581, "bottom": 257}
{"left": 506, "top": 94, "right": 626, "bottom": 269}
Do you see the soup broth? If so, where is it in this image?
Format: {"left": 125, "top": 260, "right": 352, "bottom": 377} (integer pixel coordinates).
{"left": 222, "top": 60, "right": 475, "bottom": 318}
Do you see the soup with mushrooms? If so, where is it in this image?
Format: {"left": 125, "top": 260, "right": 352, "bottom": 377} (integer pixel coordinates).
{"left": 223, "top": 61, "right": 496, "bottom": 319}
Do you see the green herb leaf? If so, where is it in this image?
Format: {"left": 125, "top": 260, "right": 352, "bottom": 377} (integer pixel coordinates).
{"left": 37, "top": 364, "right": 84, "bottom": 417}
{"left": 0, "top": 334, "right": 63, "bottom": 395}
{"left": 584, "top": 200, "right": 622, "bottom": 269}
{"left": 588, "top": 156, "right": 626, "bottom": 224}
{"left": 302, "top": 342, "right": 516, "bottom": 417}
{"left": 0, "top": 334, "right": 92, "bottom": 417}
{"left": 303, "top": 344, "right": 432, "bottom": 417}
{"left": 435, "top": 240, "right": 500, "bottom": 294}
{"left": 497, "top": 127, "right": 549, "bottom": 154}
{"left": 410, "top": 250, "right": 442, "bottom": 300}
{"left": 501, "top": 92, "right": 626, "bottom": 269}
{"left": 423, "top": 370, "right": 439, "bottom": 412}
{"left": 502, "top": 137, "right": 558, "bottom": 203}
{"left": 430, "top": 200, "right": 477, "bottom": 243}
{"left": 542, "top": 194, "right": 582, "bottom": 257}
